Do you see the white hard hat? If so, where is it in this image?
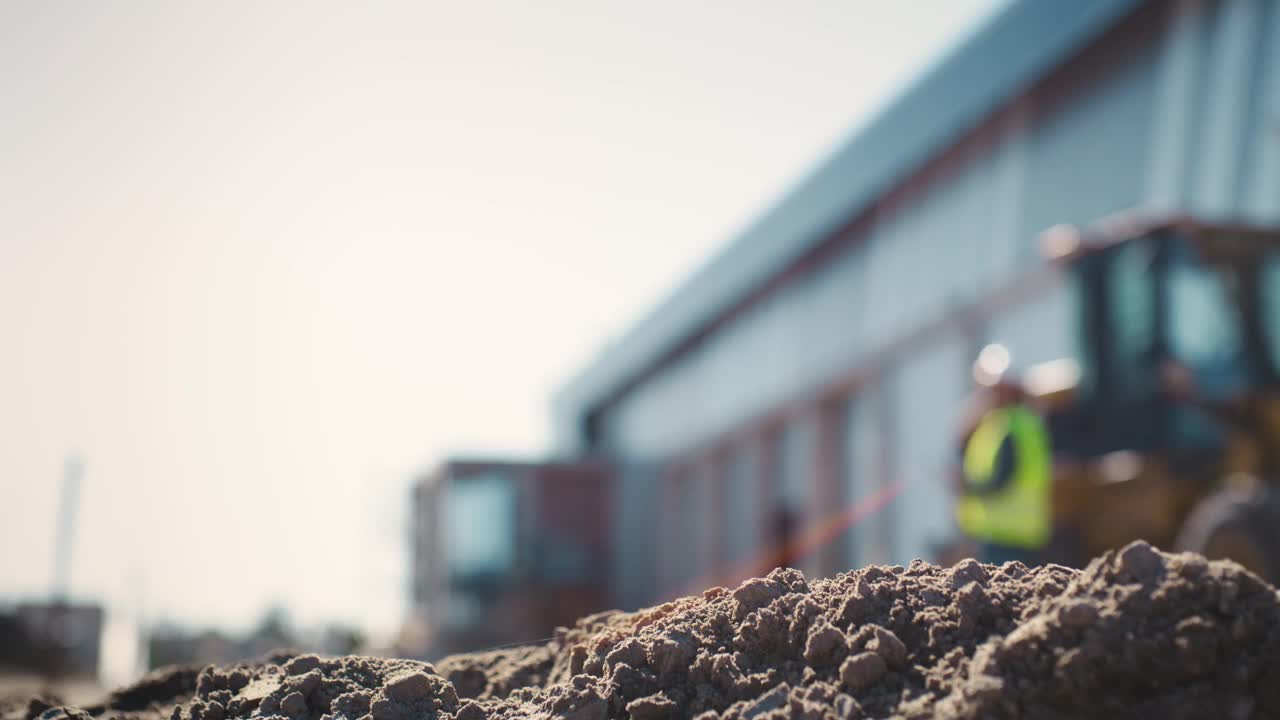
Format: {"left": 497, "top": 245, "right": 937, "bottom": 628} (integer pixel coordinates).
{"left": 972, "top": 343, "right": 1012, "bottom": 387}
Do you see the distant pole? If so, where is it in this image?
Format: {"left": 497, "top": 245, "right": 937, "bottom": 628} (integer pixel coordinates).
{"left": 52, "top": 454, "right": 83, "bottom": 602}
{"left": 133, "top": 569, "right": 150, "bottom": 675}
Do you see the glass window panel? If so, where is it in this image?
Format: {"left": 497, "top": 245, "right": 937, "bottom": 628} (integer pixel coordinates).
{"left": 844, "top": 393, "right": 885, "bottom": 569}
{"left": 723, "top": 445, "right": 759, "bottom": 565}
{"left": 445, "top": 472, "right": 516, "bottom": 580}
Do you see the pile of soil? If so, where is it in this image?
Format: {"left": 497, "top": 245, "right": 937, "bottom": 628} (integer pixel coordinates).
{"left": 10, "top": 541, "right": 1280, "bottom": 719}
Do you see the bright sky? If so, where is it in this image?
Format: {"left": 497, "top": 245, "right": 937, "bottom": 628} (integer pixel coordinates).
{"left": 0, "top": 0, "right": 1004, "bottom": 652}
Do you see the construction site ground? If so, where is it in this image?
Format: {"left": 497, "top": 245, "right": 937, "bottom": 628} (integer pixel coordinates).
{"left": 7, "top": 541, "right": 1279, "bottom": 719}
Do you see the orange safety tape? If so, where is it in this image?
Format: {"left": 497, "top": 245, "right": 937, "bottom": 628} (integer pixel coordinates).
{"left": 677, "top": 479, "right": 906, "bottom": 599}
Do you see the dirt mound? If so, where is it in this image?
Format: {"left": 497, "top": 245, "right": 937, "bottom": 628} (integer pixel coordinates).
{"left": 12, "top": 542, "right": 1280, "bottom": 719}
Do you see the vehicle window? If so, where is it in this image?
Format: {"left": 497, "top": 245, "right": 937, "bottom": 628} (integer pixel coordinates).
{"left": 1107, "top": 241, "right": 1155, "bottom": 396}
{"left": 1167, "top": 259, "right": 1248, "bottom": 397}
{"left": 1261, "top": 253, "right": 1280, "bottom": 376}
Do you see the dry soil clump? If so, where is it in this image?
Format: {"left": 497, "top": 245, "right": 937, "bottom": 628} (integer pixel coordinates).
{"left": 12, "top": 541, "right": 1280, "bottom": 719}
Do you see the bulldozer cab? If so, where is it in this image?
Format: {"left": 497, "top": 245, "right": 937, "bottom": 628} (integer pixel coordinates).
{"left": 1047, "top": 216, "right": 1280, "bottom": 463}
{"left": 1030, "top": 214, "right": 1280, "bottom": 569}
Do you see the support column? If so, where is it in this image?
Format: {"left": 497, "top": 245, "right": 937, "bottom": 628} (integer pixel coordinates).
{"left": 756, "top": 427, "right": 781, "bottom": 574}
{"left": 655, "top": 464, "right": 677, "bottom": 598}
{"left": 1194, "top": 0, "right": 1264, "bottom": 216}
{"left": 992, "top": 97, "right": 1032, "bottom": 271}
{"left": 1145, "top": 0, "right": 1206, "bottom": 211}
{"left": 704, "top": 452, "right": 725, "bottom": 586}
{"left": 1244, "top": 1, "right": 1280, "bottom": 222}
{"left": 811, "top": 399, "right": 846, "bottom": 577}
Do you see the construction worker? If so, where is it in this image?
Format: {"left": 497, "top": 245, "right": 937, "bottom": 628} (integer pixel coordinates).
{"left": 953, "top": 344, "right": 1053, "bottom": 565}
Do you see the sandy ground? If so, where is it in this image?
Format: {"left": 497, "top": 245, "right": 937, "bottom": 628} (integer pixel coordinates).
{"left": 7, "top": 541, "right": 1279, "bottom": 719}
{"left": 0, "top": 674, "right": 103, "bottom": 716}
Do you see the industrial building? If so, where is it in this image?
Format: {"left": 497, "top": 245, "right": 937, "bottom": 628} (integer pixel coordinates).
{"left": 411, "top": 460, "right": 612, "bottom": 654}
{"left": 415, "top": 0, "right": 1280, "bottom": 641}
{"left": 0, "top": 602, "right": 104, "bottom": 678}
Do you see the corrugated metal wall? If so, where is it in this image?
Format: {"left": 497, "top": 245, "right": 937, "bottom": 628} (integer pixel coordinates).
{"left": 604, "top": 0, "right": 1280, "bottom": 607}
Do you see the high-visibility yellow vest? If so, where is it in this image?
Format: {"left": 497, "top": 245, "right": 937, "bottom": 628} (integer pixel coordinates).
{"left": 957, "top": 405, "right": 1051, "bottom": 549}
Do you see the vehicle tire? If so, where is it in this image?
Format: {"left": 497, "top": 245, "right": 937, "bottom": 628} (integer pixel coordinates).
{"left": 1173, "top": 482, "right": 1280, "bottom": 583}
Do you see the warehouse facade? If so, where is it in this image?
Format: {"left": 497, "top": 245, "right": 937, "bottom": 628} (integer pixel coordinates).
{"left": 551, "top": 0, "right": 1280, "bottom": 609}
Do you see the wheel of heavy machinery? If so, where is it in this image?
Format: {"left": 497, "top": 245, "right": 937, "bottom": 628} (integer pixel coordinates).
{"left": 1173, "top": 480, "right": 1280, "bottom": 583}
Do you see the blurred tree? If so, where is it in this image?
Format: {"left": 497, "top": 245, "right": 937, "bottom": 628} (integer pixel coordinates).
{"left": 321, "top": 624, "right": 366, "bottom": 656}
{"left": 247, "top": 605, "right": 296, "bottom": 656}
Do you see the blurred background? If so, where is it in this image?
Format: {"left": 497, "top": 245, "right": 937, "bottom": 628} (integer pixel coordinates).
{"left": 6, "top": 0, "right": 1280, "bottom": 699}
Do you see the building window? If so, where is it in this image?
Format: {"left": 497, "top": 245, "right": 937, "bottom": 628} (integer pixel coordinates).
{"left": 843, "top": 392, "right": 886, "bottom": 569}
{"left": 444, "top": 472, "right": 517, "bottom": 582}
{"left": 775, "top": 419, "right": 815, "bottom": 540}
{"left": 535, "top": 534, "right": 590, "bottom": 583}
{"left": 657, "top": 466, "right": 687, "bottom": 588}
{"left": 722, "top": 444, "right": 759, "bottom": 567}
{"left": 748, "top": 418, "right": 818, "bottom": 574}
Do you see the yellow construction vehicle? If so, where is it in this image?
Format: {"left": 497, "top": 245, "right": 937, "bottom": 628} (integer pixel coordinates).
{"left": 1019, "top": 212, "right": 1280, "bottom": 579}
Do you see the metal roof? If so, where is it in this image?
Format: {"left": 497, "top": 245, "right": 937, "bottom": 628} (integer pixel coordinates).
{"left": 553, "top": 0, "right": 1147, "bottom": 441}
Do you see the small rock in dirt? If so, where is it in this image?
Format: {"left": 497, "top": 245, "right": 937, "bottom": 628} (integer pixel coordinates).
{"left": 769, "top": 567, "right": 810, "bottom": 594}
{"left": 955, "top": 581, "right": 987, "bottom": 613}
{"left": 385, "top": 672, "right": 434, "bottom": 703}
{"left": 649, "top": 637, "right": 694, "bottom": 676}
{"left": 840, "top": 652, "right": 887, "bottom": 692}
{"left": 202, "top": 702, "right": 224, "bottom": 720}
{"left": 369, "top": 698, "right": 397, "bottom": 720}
{"left": 732, "top": 577, "right": 784, "bottom": 615}
{"left": 446, "top": 668, "right": 488, "bottom": 699}
{"left": 284, "top": 655, "right": 321, "bottom": 676}
{"left": 1118, "top": 540, "right": 1165, "bottom": 580}
{"left": 803, "top": 621, "right": 848, "bottom": 666}
{"left": 332, "top": 691, "right": 371, "bottom": 717}
{"left": 195, "top": 667, "right": 218, "bottom": 698}
{"left": 225, "top": 671, "right": 249, "bottom": 692}
{"left": 293, "top": 671, "right": 322, "bottom": 698}
{"left": 948, "top": 558, "right": 989, "bottom": 589}
{"left": 741, "top": 683, "right": 790, "bottom": 719}
{"left": 1178, "top": 553, "right": 1209, "bottom": 577}
{"left": 833, "top": 693, "right": 860, "bottom": 719}
{"left": 626, "top": 693, "right": 675, "bottom": 720}
{"left": 278, "top": 692, "right": 306, "bottom": 716}
{"left": 865, "top": 626, "right": 908, "bottom": 670}
{"left": 604, "top": 638, "right": 646, "bottom": 670}
{"left": 1058, "top": 600, "right": 1098, "bottom": 628}
{"left": 562, "top": 696, "right": 606, "bottom": 720}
